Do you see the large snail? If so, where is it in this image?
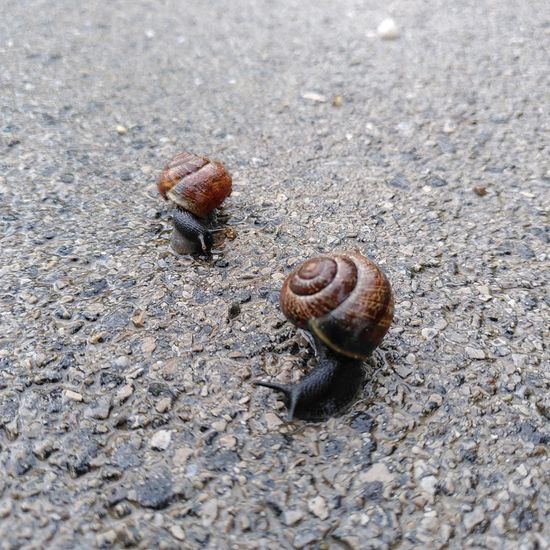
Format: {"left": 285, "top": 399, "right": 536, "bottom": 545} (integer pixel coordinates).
{"left": 157, "top": 151, "right": 232, "bottom": 254}
{"left": 255, "top": 252, "right": 394, "bottom": 421}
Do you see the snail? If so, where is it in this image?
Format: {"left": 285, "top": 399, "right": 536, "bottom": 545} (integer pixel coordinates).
{"left": 255, "top": 252, "right": 394, "bottom": 421}
{"left": 157, "top": 151, "right": 232, "bottom": 254}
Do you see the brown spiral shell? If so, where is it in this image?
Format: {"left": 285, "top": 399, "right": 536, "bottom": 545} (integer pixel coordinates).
{"left": 157, "top": 151, "right": 232, "bottom": 218}
{"left": 280, "top": 252, "right": 394, "bottom": 359}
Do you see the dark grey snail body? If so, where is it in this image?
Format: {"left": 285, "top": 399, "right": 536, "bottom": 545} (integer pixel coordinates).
{"left": 255, "top": 252, "right": 394, "bottom": 421}
{"left": 256, "top": 342, "right": 365, "bottom": 421}
{"left": 171, "top": 208, "right": 213, "bottom": 255}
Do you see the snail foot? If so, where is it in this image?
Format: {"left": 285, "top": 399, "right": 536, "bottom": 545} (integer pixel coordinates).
{"left": 255, "top": 353, "right": 366, "bottom": 422}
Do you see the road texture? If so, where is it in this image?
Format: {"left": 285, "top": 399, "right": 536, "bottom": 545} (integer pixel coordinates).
{"left": 1, "top": 0, "right": 549, "bottom": 548}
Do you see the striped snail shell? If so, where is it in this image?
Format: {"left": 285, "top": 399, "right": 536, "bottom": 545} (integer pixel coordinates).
{"left": 280, "top": 252, "right": 394, "bottom": 359}
{"left": 157, "top": 151, "right": 232, "bottom": 218}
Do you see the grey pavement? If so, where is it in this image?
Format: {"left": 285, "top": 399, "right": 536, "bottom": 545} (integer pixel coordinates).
{"left": 1, "top": 0, "right": 549, "bottom": 548}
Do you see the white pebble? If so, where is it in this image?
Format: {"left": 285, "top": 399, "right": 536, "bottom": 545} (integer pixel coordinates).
{"left": 377, "top": 18, "right": 400, "bottom": 40}
{"left": 466, "top": 346, "right": 486, "bottom": 360}
{"left": 169, "top": 525, "right": 185, "bottom": 541}
{"left": 284, "top": 510, "right": 304, "bottom": 526}
{"left": 64, "top": 389, "right": 83, "bottom": 402}
{"left": 151, "top": 430, "right": 172, "bottom": 451}
{"left": 301, "top": 91, "right": 328, "bottom": 103}
{"left": 419, "top": 475, "right": 439, "bottom": 495}
{"left": 421, "top": 328, "right": 438, "bottom": 340}
{"left": 308, "top": 496, "right": 329, "bottom": 520}
{"left": 361, "top": 462, "right": 394, "bottom": 483}
{"left": 115, "top": 384, "right": 134, "bottom": 403}
{"left": 264, "top": 412, "right": 284, "bottom": 430}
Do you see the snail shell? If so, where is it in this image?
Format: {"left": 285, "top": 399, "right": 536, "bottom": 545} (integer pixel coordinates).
{"left": 157, "top": 151, "right": 232, "bottom": 218}
{"left": 280, "top": 252, "right": 394, "bottom": 359}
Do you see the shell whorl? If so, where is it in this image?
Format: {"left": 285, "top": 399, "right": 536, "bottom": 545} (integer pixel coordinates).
{"left": 280, "top": 252, "right": 394, "bottom": 359}
{"left": 157, "top": 151, "right": 232, "bottom": 218}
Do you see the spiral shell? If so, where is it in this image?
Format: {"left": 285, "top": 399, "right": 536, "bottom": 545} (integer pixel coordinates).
{"left": 280, "top": 252, "right": 394, "bottom": 359}
{"left": 157, "top": 151, "right": 232, "bottom": 218}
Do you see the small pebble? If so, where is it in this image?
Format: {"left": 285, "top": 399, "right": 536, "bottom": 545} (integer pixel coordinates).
{"left": 0, "top": 500, "right": 12, "bottom": 518}
{"left": 308, "top": 496, "right": 329, "bottom": 520}
{"left": 96, "top": 530, "right": 117, "bottom": 546}
{"left": 264, "top": 412, "right": 284, "bottom": 430}
{"left": 54, "top": 306, "right": 72, "bottom": 320}
{"left": 361, "top": 463, "right": 394, "bottom": 483}
{"left": 131, "top": 310, "right": 146, "bottom": 327}
{"left": 421, "top": 328, "right": 438, "bottom": 340}
{"left": 85, "top": 397, "right": 112, "bottom": 420}
{"left": 169, "top": 525, "right": 186, "bottom": 541}
{"left": 64, "top": 389, "right": 83, "bottom": 402}
{"left": 377, "top": 18, "right": 400, "bottom": 40}
{"left": 89, "top": 332, "right": 106, "bottom": 344}
{"left": 301, "top": 91, "right": 328, "bottom": 102}
{"left": 173, "top": 446, "right": 193, "bottom": 466}
{"left": 395, "top": 365, "right": 413, "bottom": 378}
{"left": 32, "top": 439, "right": 56, "bottom": 460}
{"left": 419, "top": 475, "right": 439, "bottom": 496}
{"left": 442, "top": 119, "right": 457, "bottom": 134}
{"left": 388, "top": 174, "right": 411, "bottom": 190}
{"left": 156, "top": 397, "right": 172, "bottom": 413}
{"left": 218, "top": 435, "right": 237, "bottom": 449}
{"left": 516, "top": 464, "right": 528, "bottom": 477}
{"left": 151, "top": 430, "right": 172, "bottom": 451}
{"left": 425, "top": 393, "right": 443, "bottom": 410}
{"left": 463, "top": 506, "right": 486, "bottom": 532}
{"left": 424, "top": 175, "right": 448, "bottom": 187}
{"left": 211, "top": 419, "right": 227, "bottom": 432}
{"left": 466, "top": 347, "right": 486, "bottom": 360}
{"left": 201, "top": 500, "right": 218, "bottom": 525}
{"left": 142, "top": 336, "right": 157, "bottom": 356}
{"left": 284, "top": 510, "right": 304, "bottom": 526}
{"left": 294, "top": 531, "right": 318, "bottom": 548}
{"left": 116, "top": 384, "right": 134, "bottom": 403}
{"left": 116, "top": 125, "right": 128, "bottom": 134}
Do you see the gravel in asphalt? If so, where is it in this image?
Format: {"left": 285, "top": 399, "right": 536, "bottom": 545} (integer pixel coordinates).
{"left": 1, "top": 0, "right": 549, "bottom": 548}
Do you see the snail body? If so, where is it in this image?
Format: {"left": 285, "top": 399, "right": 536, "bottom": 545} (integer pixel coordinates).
{"left": 256, "top": 252, "right": 394, "bottom": 421}
{"left": 157, "top": 151, "right": 232, "bottom": 254}
{"left": 172, "top": 208, "right": 214, "bottom": 254}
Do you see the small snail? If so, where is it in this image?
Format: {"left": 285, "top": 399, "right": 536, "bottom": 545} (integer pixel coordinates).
{"left": 255, "top": 252, "right": 394, "bottom": 421}
{"left": 157, "top": 151, "right": 232, "bottom": 254}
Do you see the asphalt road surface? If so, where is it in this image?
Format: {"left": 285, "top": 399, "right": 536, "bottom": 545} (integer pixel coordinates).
{"left": 1, "top": 0, "right": 548, "bottom": 548}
